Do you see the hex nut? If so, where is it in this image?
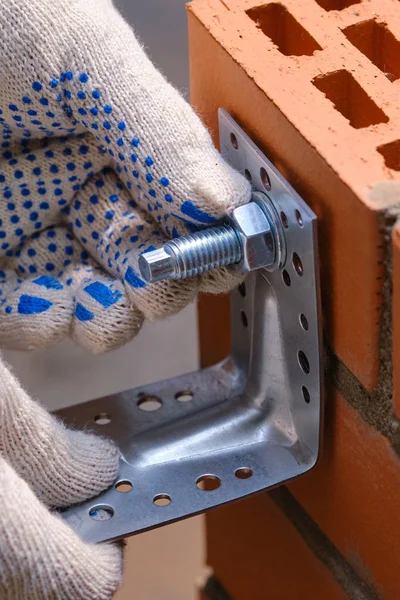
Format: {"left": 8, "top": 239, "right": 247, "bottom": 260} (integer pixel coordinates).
{"left": 230, "top": 202, "right": 276, "bottom": 271}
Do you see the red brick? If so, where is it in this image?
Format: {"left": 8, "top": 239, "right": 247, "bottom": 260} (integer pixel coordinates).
{"left": 198, "top": 294, "right": 230, "bottom": 368}
{"left": 392, "top": 222, "right": 400, "bottom": 419}
{"left": 206, "top": 493, "right": 348, "bottom": 600}
{"left": 188, "top": 0, "right": 400, "bottom": 389}
{"left": 289, "top": 386, "right": 400, "bottom": 598}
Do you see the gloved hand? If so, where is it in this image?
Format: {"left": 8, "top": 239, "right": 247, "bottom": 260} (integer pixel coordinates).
{"left": 0, "top": 0, "right": 250, "bottom": 354}
{"left": 0, "top": 356, "right": 122, "bottom": 599}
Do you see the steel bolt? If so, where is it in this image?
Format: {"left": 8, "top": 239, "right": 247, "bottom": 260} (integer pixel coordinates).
{"left": 139, "top": 225, "right": 242, "bottom": 283}
{"left": 138, "top": 192, "right": 285, "bottom": 283}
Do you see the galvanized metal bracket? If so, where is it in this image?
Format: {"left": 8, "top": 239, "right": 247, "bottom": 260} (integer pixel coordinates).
{"left": 58, "top": 109, "right": 322, "bottom": 544}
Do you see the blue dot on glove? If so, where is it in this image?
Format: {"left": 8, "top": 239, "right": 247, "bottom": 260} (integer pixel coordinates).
{"left": 83, "top": 281, "right": 122, "bottom": 308}
{"left": 18, "top": 294, "right": 53, "bottom": 315}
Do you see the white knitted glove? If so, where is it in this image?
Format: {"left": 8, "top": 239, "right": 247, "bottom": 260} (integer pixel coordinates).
{"left": 0, "top": 356, "right": 122, "bottom": 599}
{"left": 0, "top": 0, "right": 250, "bottom": 353}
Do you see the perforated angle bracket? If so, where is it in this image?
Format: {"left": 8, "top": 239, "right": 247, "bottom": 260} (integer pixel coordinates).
{"left": 58, "top": 109, "right": 323, "bottom": 543}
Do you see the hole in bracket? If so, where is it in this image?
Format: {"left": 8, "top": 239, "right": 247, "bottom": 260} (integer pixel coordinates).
{"left": 230, "top": 133, "right": 238, "bottom": 149}
{"left": 175, "top": 390, "right": 194, "bottom": 403}
{"left": 238, "top": 282, "right": 247, "bottom": 297}
{"left": 281, "top": 211, "right": 289, "bottom": 229}
{"left": 235, "top": 468, "right": 253, "bottom": 480}
{"left": 153, "top": 494, "right": 171, "bottom": 507}
{"left": 137, "top": 395, "right": 162, "bottom": 412}
{"left": 302, "top": 386, "right": 311, "bottom": 404}
{"left": 295, "top": 210, "right": 303, "bottom": 227}
{"left": 241, "top": 310, "right": 249, "bottom": 328}
{"left": 89, "top": 505, "right": 114, "bottom": 521}
{"left": 94, "top": 413, "right": 111, "bottom": 425}
{"left": 260, "top": 167, "right": 271, "bottom": 191}
{"left": 244, "top": 169, "right": 252, "bottom": 182}
{"left": 115, "top": 480, "right": 133, "bottom": 493}
{"left": 196, "top": 475, "right": 221, "bottom": 491}
{"left": 282, "top": 270, "right": 291, "bottom": 286}
{"left": 298, "top": 351, "right": 310, "bottom": 374}
{"left": 293, "top": 253, "right": 304, "bottom": 276}
{"left": 300, "top": 314, "right": 309, "bottom": 331}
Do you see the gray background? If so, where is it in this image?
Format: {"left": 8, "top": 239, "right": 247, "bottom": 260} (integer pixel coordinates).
{"left": 116, "top": 0, "right": 190, "bottom": 96}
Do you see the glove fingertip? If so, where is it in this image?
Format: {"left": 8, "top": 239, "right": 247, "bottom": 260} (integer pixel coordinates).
{"left": 71, "top": 275, "right": 144, "bottom": 354}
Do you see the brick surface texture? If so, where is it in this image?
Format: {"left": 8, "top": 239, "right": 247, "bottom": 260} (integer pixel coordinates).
{"left": 393, "top": 223, "right": 400, "bottom": 420}
{"left": 206, "top": 493, "right": 349, "bottom": 600}
{"left": 189, "top": 0, "right": 400, "bottom": 598}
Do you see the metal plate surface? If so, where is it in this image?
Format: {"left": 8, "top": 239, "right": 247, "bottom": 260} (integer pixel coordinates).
{"left": 58, "top": 109, "right": 322, "bottom": 543}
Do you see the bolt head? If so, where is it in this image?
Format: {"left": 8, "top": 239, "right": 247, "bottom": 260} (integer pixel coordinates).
{"left": 230, "top": 202, "right": 275, "bottom": 271}
{"left": 138, "top": 248, "right": 175, "bottom": 283}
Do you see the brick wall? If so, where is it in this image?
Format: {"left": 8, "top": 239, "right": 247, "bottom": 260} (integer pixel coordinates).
{"left": 189, "top": 0, "right": 400, "bottom": 598}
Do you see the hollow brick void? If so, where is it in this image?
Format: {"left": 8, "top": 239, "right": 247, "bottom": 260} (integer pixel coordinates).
{"left": 342, "top": 19, "right": 400, "bottom": 82}
{"left": 246, "top": 3, "right": 322, "bottom": 56}
{"left": 312, "top": 70, "right": 389, "bottom": 128}
{"left": 314, "top": 0, "right": 361, "bottom": 11}
{"left": 377, "top": 140, "right": 400, "bottom": 171}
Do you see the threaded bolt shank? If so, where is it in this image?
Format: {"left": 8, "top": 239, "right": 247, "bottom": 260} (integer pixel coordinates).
{"left": 138, "top": 193, "right": 284, "bottom": 284}
{"left": 139, "top": 225, "right": 242, "bottom": 283}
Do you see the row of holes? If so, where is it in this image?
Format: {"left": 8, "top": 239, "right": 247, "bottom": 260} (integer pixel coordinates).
{"left": 232, "top": 136, "right": 305, "bottom": 291}
{"left": 89, "top": 469, "right": 254, "bottom": 521}
{"left": 232, "top": 131, "right": 311, "bottom": 401}
{"left": 282, "top": 203, "right": 311, "bottom": 403}
{"left": 282, "top": 252, "right": 303, "bottom": 286}
{"left": 230, "top": 133, "right": 307, "bottom": 226}
{"left": 238, "top": 280, "right": 311, "bottom": 405}
{"left": 236, "top": 194, "right": 311, "bottom": 406}
{"left": 94, "top": 391, "right": 194, "bottom": 425}
{"left": 231, "top": 133, "right": 273, "bottom": 191}
{"left": 282, "top": 205, "right": 305, "bottom": 287}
